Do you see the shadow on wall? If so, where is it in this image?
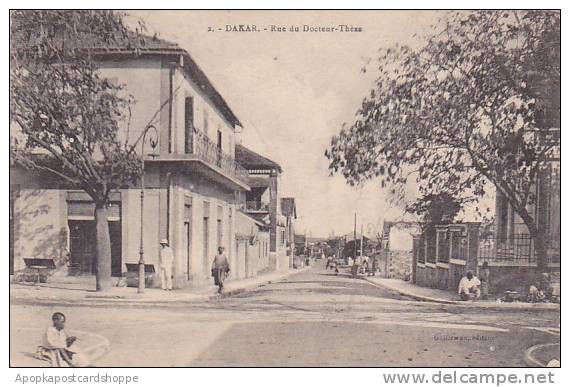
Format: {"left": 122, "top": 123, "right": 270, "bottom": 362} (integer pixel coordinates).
{"left": 13, "top": 189, "right": 68, "bottom": 271}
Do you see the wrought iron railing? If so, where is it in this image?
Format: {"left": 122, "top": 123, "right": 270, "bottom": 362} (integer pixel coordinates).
{"left": 246, "top": 200, "right": 269, "bottom": 212}
{"left": 478, "top": 234, "right": 560, "bottom": 264}
{"left": 188, "top": 131, "right": 249, "bottom": 184}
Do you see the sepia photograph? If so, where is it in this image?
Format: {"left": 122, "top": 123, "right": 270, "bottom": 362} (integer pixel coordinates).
{"left": 8, "top": 9, "right": 560, "bottom": 369}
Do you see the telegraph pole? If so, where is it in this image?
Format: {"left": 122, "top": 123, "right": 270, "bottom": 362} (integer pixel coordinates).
{"left": 353, "top": 213, "right": 357, "bottom": 261}
{"left": 360, "top": 224, "right": 364, "bottom": 261}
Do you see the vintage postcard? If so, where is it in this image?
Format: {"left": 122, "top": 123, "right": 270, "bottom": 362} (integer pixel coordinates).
{"left": 9, "top": 9, "right": 560, "bottom": 368}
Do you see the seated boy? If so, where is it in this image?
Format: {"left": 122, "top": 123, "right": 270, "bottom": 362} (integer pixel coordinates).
{"left": 458, "top": 271, "right": 481, "bottom": 301}
{"left": 37, "top": 312, "right": 90, "bottom": 367}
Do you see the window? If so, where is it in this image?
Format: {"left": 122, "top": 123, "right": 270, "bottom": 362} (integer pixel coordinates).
{"left": 185, "top": 97, "right": 194, "bottom": 153}
{"left": 497, "top": 193, "right": 508, "bottom": 243}
{"left": 203, "top": 201, "right": 210, "bottom": 275}
{"left": 436, "top": 230, "right": 449, "bottom": 263}
{"left": 216, "top": 129, "right": 222, "bottom": 167}
{"left": 417, "top": 236, "right": 426, "bottom": 264}
{"left": 203, "top": 110, "right": 209, "bottom": 135}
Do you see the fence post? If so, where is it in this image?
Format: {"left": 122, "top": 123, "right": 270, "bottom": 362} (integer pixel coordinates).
{"left": 467, "top": 223, "right": 481, "bottom": 272}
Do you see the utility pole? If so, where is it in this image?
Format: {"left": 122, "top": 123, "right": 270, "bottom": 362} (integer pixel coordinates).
{"left": 360, "top": 224, "right": 364, "bottom": 261}
{"left": 353, "top": 213, "right": 357, "bottom": 262}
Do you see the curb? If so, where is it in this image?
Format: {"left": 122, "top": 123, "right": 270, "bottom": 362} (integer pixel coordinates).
{"left": 364, "top": 278, "right": 561, "bottom": 311}
{"left": 364, "top": 277, "right": 458, "bottom": 305}
{"left": 210, "top": 266, "right": 312, "bottom": 300}
{"left": 10, "top": 267, "right": 310, "bottom": 306}
{"left": 524, "top": 343, "right": 560, "bottom": 367}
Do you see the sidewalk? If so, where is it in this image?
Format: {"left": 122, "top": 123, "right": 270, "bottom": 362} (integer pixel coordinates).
{"left": 364, "top": 277, "right": 560, "bottom": 311}
{"left": 10, "top": 267, "right": 310, "bottom": 306}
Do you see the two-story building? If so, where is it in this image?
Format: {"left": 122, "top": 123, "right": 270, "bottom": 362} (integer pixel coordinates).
{"left": 10, "top": 35, "right": 263, "bottom": 288}
{"left": 235, "top": 144, "right": 289, "bottom": 272}
{"left": 281, "top": 198, "right": 297, "bottom": 268}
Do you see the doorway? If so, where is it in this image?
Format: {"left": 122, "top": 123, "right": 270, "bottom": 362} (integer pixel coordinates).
{"left": 69, "top": 220, "right": 122, "bottom": 276}
{"left": 184, "top": 221, "right": 191, "bottom": 280}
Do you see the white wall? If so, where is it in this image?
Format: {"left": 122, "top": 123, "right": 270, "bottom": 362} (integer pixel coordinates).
{"left": 172, "top": 68, "right": 236, "bottom": 156}
{"left": 98, "top": 58, "right": 163, "bottom": 150}
{"left": 12, "top": 189, "right": 68, "bottom": 271}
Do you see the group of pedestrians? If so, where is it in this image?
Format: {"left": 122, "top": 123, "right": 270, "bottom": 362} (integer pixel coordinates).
{"left": 326, "top": 255, "right": 379, "bottom": 277}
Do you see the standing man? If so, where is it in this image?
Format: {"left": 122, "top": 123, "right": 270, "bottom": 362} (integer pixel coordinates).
{"left": 159, "top": 239, "right": 174, "bottom": 291}
{"left": 212, "top": 246, "right": 230, "bottom": 293}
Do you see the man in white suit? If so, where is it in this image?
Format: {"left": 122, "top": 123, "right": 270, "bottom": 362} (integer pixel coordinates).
{"left": 159, "top": 239, "right": 174, "bottom": 290}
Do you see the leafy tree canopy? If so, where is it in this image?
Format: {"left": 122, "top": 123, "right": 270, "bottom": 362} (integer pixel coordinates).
{"left": 10, "top": 10, "right": 147, "bottom": 203}
{"left": 325, "top": 11, "right": 560, "bottom": 268}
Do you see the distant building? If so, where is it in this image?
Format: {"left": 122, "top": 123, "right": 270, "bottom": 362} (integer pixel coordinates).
{"left": 489, "top": 160, "right": 560, "bottom": 267}
{"left": 281, "top": 198, "right": 297, "bottom": 268}
{"left": 235, "top": 144, "right": 289, "bottom": 272}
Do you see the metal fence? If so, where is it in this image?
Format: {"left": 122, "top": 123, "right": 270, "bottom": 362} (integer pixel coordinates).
{"left": 478, "top": 234, "right": 560, "bottom": 264}
{"left": 190, "top": 131, "right": 249, "bottom": 183}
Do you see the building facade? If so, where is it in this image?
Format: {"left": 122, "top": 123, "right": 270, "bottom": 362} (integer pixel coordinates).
{"left": 10, "top": 36, "right": 266, "bottom": 288}
{"left": 280, "top": 198, "right": 297, "bottom": 268}
{"left": 235, "top": 144, "right": 289, "bottom": 272}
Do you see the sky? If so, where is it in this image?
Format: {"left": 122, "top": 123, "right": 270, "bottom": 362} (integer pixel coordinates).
{"left": 127, "top": 10, "right": 450, "bottom": 238}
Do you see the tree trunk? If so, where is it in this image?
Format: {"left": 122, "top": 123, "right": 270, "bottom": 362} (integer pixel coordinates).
{"left": 514, "top": 205, "right": 549, "bottom": 272}
{"left": 94, "top": 204, "right": 112, "bottom": 291}
{"left": 532, "top": 231, "right": 549, "bottom": 272}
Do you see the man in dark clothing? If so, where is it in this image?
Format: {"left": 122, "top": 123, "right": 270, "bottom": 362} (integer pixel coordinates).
{"left": 211, "top": 246, "right": 230, "bottom": 293}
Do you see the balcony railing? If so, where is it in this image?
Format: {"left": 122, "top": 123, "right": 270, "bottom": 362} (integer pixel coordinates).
{"left": 188, "top": 131, "right": 249, "bottom": 184}
{"left": 246, "top": 200, "right": 269, "bottom": 212}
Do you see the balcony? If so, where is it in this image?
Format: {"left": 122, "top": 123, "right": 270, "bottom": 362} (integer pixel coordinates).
{"left": 146, "top": 130, "right": 250, "bottom": 191}
{"left": 246, "top": 200, "right": 269, "bottom": 213}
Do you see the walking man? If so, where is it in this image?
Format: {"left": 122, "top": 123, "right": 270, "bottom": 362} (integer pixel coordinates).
{"left": 159, "top": 239, "right": 174, "bottom": 291}
{"left": 211, "top": 246, "right": 230, "bottom": 293}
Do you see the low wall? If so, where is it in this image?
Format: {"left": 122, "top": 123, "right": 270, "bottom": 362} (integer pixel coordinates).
{"left": 415, "top": 263, "right": 465, "bottom": 291}
{"left": 484, "top": 265, "right": 559, "bottom": 296}
{"left": 415, "top": 262, "right": 560, "bottom": 296}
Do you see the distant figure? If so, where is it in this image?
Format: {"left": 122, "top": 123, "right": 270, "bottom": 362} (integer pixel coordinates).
{"left": 330, "top": 258, "right": 339, "bottom": 275}
{"left": 458, "top": 271, "right": 481, "bottom": 301}
{"left": 479, "top": 262, "right": 491, "bottom": 300}
{"left": 365, "top": 258, "right": 372, "bottom": 276}
{"left": 351, "top": 260, "right": 360, "bottom": 278}
{"left": 211, "top": 246, "right": 230, "bottom": 293}
{"left": 326, "top": 257, "right": 332, "bottom": 270}
{"left": 371, "top": 257, "right": 378, "bottom": 276}
{"left": 537, "top": 273, "right": 554, "bottom": 301}
{"left": 159, "top": 239, "right": 174, "bottom": 291}
{"left": 37, "top": 312, "right": 90, "bottom": 367}
{"left": 528, "top": 285, "right": 543, "bottom": 303}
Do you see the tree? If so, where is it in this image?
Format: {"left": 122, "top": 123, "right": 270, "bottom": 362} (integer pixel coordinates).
{"left": 406, "top": 192, "right": 463, "bottom": 230}
{"left": 10, "top": 11, "right": 145, "bottom": 290}
{"left": 326, "top": 11, "right": 560, "bottom": 270}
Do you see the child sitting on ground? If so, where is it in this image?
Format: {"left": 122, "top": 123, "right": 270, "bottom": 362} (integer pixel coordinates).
{"left": 36, "top": 312, "right": 90, "bottom": 367}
